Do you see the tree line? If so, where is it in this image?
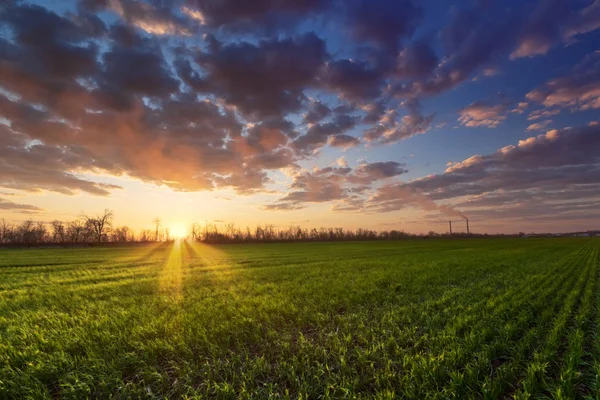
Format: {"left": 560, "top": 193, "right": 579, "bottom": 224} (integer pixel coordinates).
{"left": 0, "top": 209, "right": 478, "bottom": 247}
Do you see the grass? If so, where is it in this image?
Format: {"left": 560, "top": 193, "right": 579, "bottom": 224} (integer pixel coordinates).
{"left": 0, "top": 238, "right": 599, "bottom": 399}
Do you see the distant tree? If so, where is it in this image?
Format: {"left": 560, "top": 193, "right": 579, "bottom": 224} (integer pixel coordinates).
{"left": 67, "top": 219, "right": 86, "bottom": 243}
{"left": 225, "top": 223, "right": 235, "bottom": 240}
{"left": 153, "top": 217, "right": 161, "bottom": 241}
{"left": 16, "top": 220, "right": 47, "bottom": 245}
{"left": 112, "top": 226, "right": 133, "bottom": 243}
{"left": 189, "top": 223, "right": 201, "bottom": 241}
{"left": 83, "top": 209, "right": 114, "bottom": 243}
{"left": 17, "top": 220, "right": 34, "bottom": 244}
{"left": 0, "top": 218, "right": 14, "bottom": 244}
{"left": 139, "top": 229, "right": 153, "bottom": 242}
{"left": 51, "top": 220, "right": 67, "bottom": 243}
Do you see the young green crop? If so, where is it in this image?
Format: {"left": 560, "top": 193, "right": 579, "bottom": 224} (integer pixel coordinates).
{"left": 0, "top": 238, "right": 598, "bottom": 398}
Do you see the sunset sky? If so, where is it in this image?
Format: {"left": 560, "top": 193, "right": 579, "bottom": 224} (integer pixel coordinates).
{"left": 1, "top": 0, "right": 600, "bottom": 234}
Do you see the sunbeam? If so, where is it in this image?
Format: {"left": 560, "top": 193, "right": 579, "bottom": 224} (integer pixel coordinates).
{"left": 159, "top": 241, "right": 185, "bottom": 300}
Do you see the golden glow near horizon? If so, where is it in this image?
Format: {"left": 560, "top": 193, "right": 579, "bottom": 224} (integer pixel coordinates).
{"left": 170, "top": 223, "right": 187, "bottom": 239}
{"left": 160, "top": 241, "right": 184, "bottom": 300}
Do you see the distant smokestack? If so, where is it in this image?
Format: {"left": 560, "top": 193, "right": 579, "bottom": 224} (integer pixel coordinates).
{"left": 449, "top": 220, "right": 452, "bottom": 235}
{"left": 466, "top": 218, "right": 470, "bottom": 235}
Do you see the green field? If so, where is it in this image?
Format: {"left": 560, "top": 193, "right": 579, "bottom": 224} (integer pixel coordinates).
{"left": 1, "top": 238, "right": 599, "bottom": 399}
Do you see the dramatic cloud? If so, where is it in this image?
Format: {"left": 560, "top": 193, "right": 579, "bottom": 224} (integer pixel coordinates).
{"left": 362, "top": 125, "right": 600, "bottom": 222}
{"left": 190, "top": 33, "right": 328, "bottom": 119}
{"left": 364, "top": 99, "right": 434, "bottom": 144}
{"left": 458, "top": 101, "right": 509, "bottom": 128}
{"left": 294, "top": 114, "right": 358, "bottom": 153}
{"left": 183, "top": 0, "right": 331, "bottom": 30}
{"left": 265, "top": 161, "right": 407, "bottom": 210}
{"left": 261, "top": 123, "right": 600, "bottom": 228}
{"left": 107, "top": 0, "right": 191, "bottom": 36}
{"left": 343, "top": 0, "right": 422, "bottom": 50}
{"left": 0, "top": 125, "right": 123, "bottom": 196}
{"left": 328, "top": 135, "right": 360, "bottom": 150}
{"left": 391, "top": 0, "right": 600, "bottom": 100}
{"left": 396, "top": 40, "right": 438, "bottom": 78}
{"left": 526, "top": 51, "right": 600, "bottom": 111}
{"left": 511, "top": 0, "right": 600, "bottom": 59}
{"left": 304, "top": 100, "right": 331, "bottom": 124}
{"left": 1, "top": 0, "right": 600, "bottom": 225}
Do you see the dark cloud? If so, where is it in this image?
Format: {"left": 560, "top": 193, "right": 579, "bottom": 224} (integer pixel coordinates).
{"left": 265, "top": 161, "right": 407, "bottom": 210}
{"left": 390, "top": 1, "right": 600, "bottom": 100}
{"left": 389, "top": 3, "right": 521, "bottom": 98}
{"left": 364, "top": 99, "right": 434, "bottom": 143}
{"left": 362, "top": 125, "right": 600, "bottom": 220}
{"left": 190, "top": 33, "right": 327, "bottom": 118}
{"left": 101, "top": 45, "right": 179, "bottom": 99}
{"left": 185, "top": 0, "right": 331, "bottom": 30}
{"left": 396, "top": 40, "right": 438, "bottom": 78}
{"left": 110, "top": 0, "right": 191, "bottom": 36}
{"left": 0, "top": 198, "right": 44, "bottom": 212}
{"left": 2, "top": 4, "right": 99, "bottom": 79}
{"left": 80, "top": 0, "right": 190, "bottom": 36}
{"left": 348, "top": 161, "right": 408, "bottom": 184}
{"left": 322, "top": 57, "right": 387, "bottom": 101}
{"left": 526, "top": 51, "right": 600, "bottom": 111}
{"left": 303, "top": 100, "right": 331, "bottom": 124}
{"left": 509, "top": 0, "right": 573, "bottom": 59}
{"left": 267, "top": 123, "right": 600, "bottom": 225}
{"left": 511, "top": 0, "right": 600, "bottom": 59}
{"left": 0, "top": 125, "right": 122, "bottom": 196}
{"left": 328, "top": 134, "right": 361, "bottom": 150}
{"left": 2, "top": 0, "right": 600, "bottom": 208}
{"left": 294, "top": 114, "right": 358, "bottom": 153}
{"left": 343, "top": 0, "right": 422, "bottom": 50}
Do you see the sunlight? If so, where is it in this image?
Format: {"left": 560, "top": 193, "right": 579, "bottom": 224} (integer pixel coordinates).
{"left": 186, "top": 241, "right": 236, "bottom": 281}
{"left": 159, "top": 241, "right": 185, "bottom": 300}
{"left": 170, "top": 223, "right": 187, "bottom": 239}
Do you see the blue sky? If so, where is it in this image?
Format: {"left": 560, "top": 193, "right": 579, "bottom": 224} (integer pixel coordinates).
{"left": 1, "top": 0, "right": 600, "bottom": 234}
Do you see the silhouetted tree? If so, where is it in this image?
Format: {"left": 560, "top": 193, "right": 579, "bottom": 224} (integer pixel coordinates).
{"left": 189, "top": 223, "right": 200, "bottom": 241}
{"left": 67, "top": 219, "right": 86, "bottom": 243}
{"left": 153, "top": 217, "right": 161, "bottom": 242}
{"left": 0, "top": 218, "right": 13, "bottom": 244}
{"left": 112, "top": 226, "right": 133, "bottom": 243}
{"left": 139, "top": 229, "right": 153, "bottom": 242}
{"left": 83, "top": 209, "right": 114, "bottom": 243}
{"left": 51, "top": 220, "right": 67, "bottom": 243}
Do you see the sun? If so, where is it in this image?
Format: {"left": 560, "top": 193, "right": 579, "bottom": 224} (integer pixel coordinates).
{"left": 170, "top": 223, "right": 187, "bottom": 240}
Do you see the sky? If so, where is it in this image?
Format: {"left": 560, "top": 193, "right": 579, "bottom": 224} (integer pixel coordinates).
{"left": 1, "top": 0, "right": 600, "bottom": 235}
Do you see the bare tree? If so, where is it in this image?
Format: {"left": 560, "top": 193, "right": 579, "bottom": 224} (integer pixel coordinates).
{"left": 0, "top": 218, "right": 14, "bottom": 244}
{"left": 67, "top": 219, "right": 86, "bottom": 243}
{"left": 189, "top": 223, "right": 201, "bottom": 241}
{"left": 139, "top": 229, "right": 153, "bottom": 242}
{"left": 112, "top": 226, "right": 132, "bottom": 243}
{"left": 83, "top": 209, "right": 114, "bottom": 243}
{"left": 153, "top": 217, "right": 161, "bottom": 242}
{"left": 51, "top": 220, "right": 67, "bottom": 243}
{"left": 16, "top": 220, "right": 47, "bottom": 245}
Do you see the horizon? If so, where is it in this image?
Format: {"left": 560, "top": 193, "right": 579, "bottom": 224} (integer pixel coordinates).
{"left": 2, "top": 1, "right": 600, "bottom": 235}
{"left": 2, "top": 210, "right": 597, "bottom": 241}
